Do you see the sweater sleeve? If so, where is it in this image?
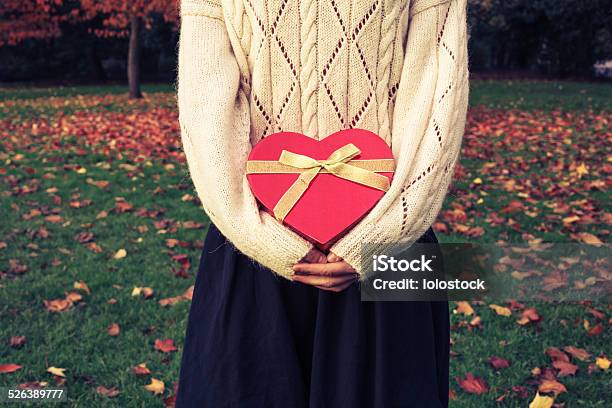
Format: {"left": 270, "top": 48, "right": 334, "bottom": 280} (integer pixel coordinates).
{"left": 177, "top": 0, "right": 314, "bottom": 279}
{"left": 329, "top": 0, "right": 469, "bottom": 278}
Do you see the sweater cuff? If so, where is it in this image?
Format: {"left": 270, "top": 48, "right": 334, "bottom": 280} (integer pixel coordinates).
{"left": 180, "top": 0, "right": 223, "bottom": 19}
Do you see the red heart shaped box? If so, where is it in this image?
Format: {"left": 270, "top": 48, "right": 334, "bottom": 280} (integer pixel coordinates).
{"left": 246, "top": 129, "right": 394, "bottom": 249}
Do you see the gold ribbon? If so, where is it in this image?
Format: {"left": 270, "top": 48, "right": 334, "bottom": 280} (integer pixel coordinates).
{"left": 246, "top": 143, "right": 394, "bottom": 222}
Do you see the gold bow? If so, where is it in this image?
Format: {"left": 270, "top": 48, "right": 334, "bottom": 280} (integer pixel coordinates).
{"left": 246, "top": 143, "right": 394, "bottom": 222}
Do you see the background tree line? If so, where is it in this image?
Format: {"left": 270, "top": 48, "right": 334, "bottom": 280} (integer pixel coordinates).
{"left": 1, "top": 0, "right": 611, "bottom": 95}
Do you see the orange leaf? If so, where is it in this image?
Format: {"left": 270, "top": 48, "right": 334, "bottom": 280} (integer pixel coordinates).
{"left": 0, "top": 364, "right": 22, "bottom": 374}
{"left": 545, "top": 347, "right": 569, "bottom": 363}
{"left": 489, "top": 304, "right": 512, "bottom": 317}
{"left": 563, "top": 346, "right": 590, "bottom": 361}
{"left": 538, "top": 379, "right": 566, "bottom": 395}
{"left": 96, "top": 385, "right": 119, "bottom": 397}
{"left": 154, "top": 339, "right": 177, "bottom": 353}
{"left": 132, "top": 363, "right": 151, "bottom": 376}
{"left": 552, "top": 360, "right": 578, "bottom": 377}
{"left": 456, "top": 372, "right": 488, "bottom": 395}
{"left": 454, "top": 301, "right": 474, "bottom": 316}
{"left": 43, "top": 298, "right": 73, "bottom": 313}
{"left": 108, "top": 323, "right": 120, "bottom": 337}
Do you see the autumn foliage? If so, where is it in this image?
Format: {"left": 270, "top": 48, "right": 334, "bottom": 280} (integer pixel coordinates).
{"left": 78, "top": 0, "right": 178, "bottom": 37}
{"left": 0, "top": 0, "right": 67, "bottom": 46}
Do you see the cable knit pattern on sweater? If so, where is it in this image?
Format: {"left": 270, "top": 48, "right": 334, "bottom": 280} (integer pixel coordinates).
{"left": 178, "top": 0, "right": 469, "bottom": 279}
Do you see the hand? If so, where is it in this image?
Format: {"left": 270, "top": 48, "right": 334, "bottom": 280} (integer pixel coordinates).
{"left": 292, "top": 251, "right": 358, "bottom": 292}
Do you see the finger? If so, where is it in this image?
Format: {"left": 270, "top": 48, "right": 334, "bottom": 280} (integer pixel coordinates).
{"left": 316, "top": 278, "right": 357, "bottom": 292}
{"left": 327, "top": 252, "right": 343, "bottom": 263}
{"left": 293, "top": 261, "right": 355, "bottom": 276}
{"left": 300, "top": 248, "right": 328, "bottom": 264}
{"left": 293, "top": 272, "right": 358, "bottom": 289}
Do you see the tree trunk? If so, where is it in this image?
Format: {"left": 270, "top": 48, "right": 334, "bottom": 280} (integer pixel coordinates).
{"left": 128, "top": 15, "right": 142, "bottom": 99}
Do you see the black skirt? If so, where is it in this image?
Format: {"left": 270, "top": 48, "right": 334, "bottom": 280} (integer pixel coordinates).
{"left": 175, "top": 223, "right": 449, "bottom": 408}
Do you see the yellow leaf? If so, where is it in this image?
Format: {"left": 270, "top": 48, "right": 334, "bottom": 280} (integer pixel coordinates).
{"left": 562, "top": 215, "right": 580, "bottom": 225}
{"left": 113, "top": 249, "right": 127, "bottom": 259}
{"left": 73, "top": 280, "right": 90, "bottom": 294}
{"left": 65, "top": 291, "right": 82, "bottom": 303}
{"left": 132, "top": 286, "right": 154, "bottom": 298}
{"left": 576, "top": 233, "right": 603, "bottom": 246}
{"left": 47, "top": 366, "right": 66, "bottom": 377}
{"left": 473, "top": 177, "right": 482, "bottom": 184}
{"left": 596, "top": 357, "right": 610, "bottom": 370}
{"left": 454, "top": 301, "right": 474, "bottom": 316}
{"left": 489, "top": 304, "right": 512, "bottom": 317}
{"left": 575, "top": 163, "right": 588, "bottom": 177}
{"left": 144, "top": 378, "right": 164, "bottom": 395}
{"left": 529, "top": 392, "right": 554, "bottom": 408}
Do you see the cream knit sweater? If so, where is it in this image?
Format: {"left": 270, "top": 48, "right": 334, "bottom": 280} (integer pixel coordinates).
{"left": 178, "top": 0, "right": 469, "bottom": 279}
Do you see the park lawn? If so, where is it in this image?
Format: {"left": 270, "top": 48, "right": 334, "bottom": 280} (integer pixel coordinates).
{"left": 0, "top": 80, "right": 610, "bottom": 407}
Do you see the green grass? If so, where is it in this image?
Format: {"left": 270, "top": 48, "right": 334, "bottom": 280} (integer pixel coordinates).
{"left": 1, "top": 80, "right": 610, "bottom": 407}
{"left": 0, "top": 83, "right": 175, "bottom": 100}
{"left": 469, "top": 79, "right": 612, "bottom": 111}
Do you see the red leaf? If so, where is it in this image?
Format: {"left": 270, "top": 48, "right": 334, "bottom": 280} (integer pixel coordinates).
{"left": 563, "top": 346, "right": 590, "bottom": 361}
{"left": 545, "top": 347, "right": 569, "bottom": 363}
{"left": 154, "top": 338, "right": 177, "bottom": 353}
{"left": 456, "top": 372, "right": 488, "bottom": 395}
{"left": 0, "top": 364, "right": 22, "bottom": 374}
{"left": 489, "top": 356, "right": 510, "bottom": 370}
{"left": 587, "top": 323, "right": 604, "bottom": 336}
{"left": 553, "top": 360, "right": 578, "bottom": 377}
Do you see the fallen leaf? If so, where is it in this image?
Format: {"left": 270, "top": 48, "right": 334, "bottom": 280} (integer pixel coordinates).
{"left": 73, "top": 280, "right": 91, "bottom": 294}
{"left": 44, "top": 215, "right": 63, "bottom": 223}
{"left": 0, "top": 364, "right": 22, "bottom": 374}
{"left": 574, "top": 232, "right": 603, "bottom": 246}
{"left": 108, "top": 323, "right": 120, "bottom": 337}
{"left": 552, "top": 360, "right": 578, "bottom": 376}
{"left": 517, "top": 307, "right": 540, "bottom": 325}
{"left": 563, "top": 346, "right": 590, "bottom": 361}
{"left": 145, "top": 378, "right": 165, "bottom": 395}
{"left": 96, "top": 385, "right": 119, "bottom": 397}
{"left": 132, "top": 363, "right": 151, "bottom": 376}
{"left": 43, "top": 298, "right": 73, "bottom": 313}
{"left": 529, "top": 392, "right": 554, "bottom": 408}
{"left": 542, "top": 271, "right": 568, "bottom": 291}
{"left": 538, "top": 379, "right": 566, "bottom": 395}
{"left": 47, "top": 366, "right": 66, "bottom": 377}
{"left": 113, "top": 249, "right": 127, "bottom": 259}
{"left": 545, "top": 347, "right": 569, "bottom": 363}
{"left": 595, "top": 356, "right": 610, "bottom": 370}
{"left": 132, "top": 286, "right": 154, "bottom": 298}
{"left": 587, "top": 323, "right": 604, "bottom": 336}
{"left": 65, "top": 291, "right": 82, "bottom": 303}
{"left": 456, "top": 372, "right": 488, "bottom": 395}
{"left": 154, "top": 339, "right": 177, "bottom": 353}
{"left": 9, "top": 336, "right": 27, "bottom": 348}
{"left": 454, "top": 301, "right": 474, "bottom": 316}
{"left": 489, "top": 356, "right": 510, "bottom": 370}
{"left": 489, "top": 304, "right": 512, "bottom": 317}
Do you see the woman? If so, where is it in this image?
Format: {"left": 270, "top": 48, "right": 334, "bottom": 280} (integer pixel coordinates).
{"left": 176, "top": 0, "right": 469, "bottom": 406}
